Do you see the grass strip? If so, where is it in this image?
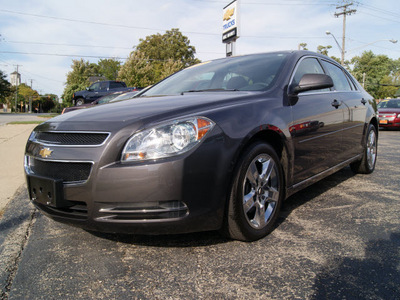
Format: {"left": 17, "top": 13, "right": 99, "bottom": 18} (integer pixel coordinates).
{"left": 7, "top": 121, "right": 44, "bottom": 125}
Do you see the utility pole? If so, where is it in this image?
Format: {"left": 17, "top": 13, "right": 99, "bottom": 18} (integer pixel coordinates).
{"left": 29, "top": 79, "right": 34, "bottom": 113}
{"left": 13, "top": 64, "right": 22, "bottom": 113}
{"left": 335, "top": 2, "right": 356, "bottom": 65}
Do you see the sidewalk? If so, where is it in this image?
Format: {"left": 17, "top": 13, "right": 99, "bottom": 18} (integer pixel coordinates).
{"left": 0, "top": 124, "right": 37, "bottom": 215}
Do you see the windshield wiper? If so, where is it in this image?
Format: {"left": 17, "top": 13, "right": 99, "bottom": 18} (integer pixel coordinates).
{"left": 181, "top": 88, "right": 238, "bottom": 95}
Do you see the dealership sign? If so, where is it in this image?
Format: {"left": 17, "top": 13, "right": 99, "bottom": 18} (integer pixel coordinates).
{"left": 222, "top": 0, "right": 240, "bottom": 43}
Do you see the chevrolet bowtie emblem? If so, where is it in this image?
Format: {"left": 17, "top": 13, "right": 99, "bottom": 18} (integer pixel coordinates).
{"left": 39, "top": 148, "right": 53, "bottom": 158}
{"left": 223, "top": 8, "right": 235, "bottom": 21}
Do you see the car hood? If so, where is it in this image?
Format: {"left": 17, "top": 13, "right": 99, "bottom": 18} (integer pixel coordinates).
{"left": 39, "top": 92, "right": 262, "bottom": 132}
{"left": 73, "top": 90, "right": 87, "bottom": 96}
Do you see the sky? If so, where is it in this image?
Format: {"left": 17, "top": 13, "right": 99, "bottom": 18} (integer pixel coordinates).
{"left": 0, "top": 0, "right": 399, "bottom": 98}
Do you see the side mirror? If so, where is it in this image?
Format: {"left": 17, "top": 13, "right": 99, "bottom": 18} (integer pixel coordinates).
{"left": 290, "top": 74, "right": 333, "bottom": 95}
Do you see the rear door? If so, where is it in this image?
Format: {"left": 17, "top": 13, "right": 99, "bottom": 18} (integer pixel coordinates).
{"left": 289, "top": 57, "right": 344, "bottom": 184}
{"left": 320, "top": 60, "right": 367, "bottom": 160}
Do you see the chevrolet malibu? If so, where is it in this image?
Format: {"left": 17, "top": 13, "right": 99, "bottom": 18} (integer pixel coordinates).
{"left": 25, "top": 51, "right": 378, "bottom": 241}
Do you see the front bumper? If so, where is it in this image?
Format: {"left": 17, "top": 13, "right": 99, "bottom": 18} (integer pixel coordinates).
{"left": 24, "top": 127, "right": 231, "bottom": 235}
{"left": 378, "top": 115, "right": 400, "bottom": 128}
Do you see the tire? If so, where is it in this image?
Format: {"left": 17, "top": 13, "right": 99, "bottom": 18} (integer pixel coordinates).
{"left": 224, "top": 142, "right": 284, "bottom": 242}
{"left": 75, "top": 98, "right": 84, "bottom": 106}
{"left": 350, "top": 124, "right": 377, "bottom": 174}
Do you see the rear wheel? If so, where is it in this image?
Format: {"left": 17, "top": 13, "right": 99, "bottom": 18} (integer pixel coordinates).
{"left": 350, "top": 124, "right": 377, "bottom": 174}
{"left": 224, "top": 142, "right": 284, "bottom": 241}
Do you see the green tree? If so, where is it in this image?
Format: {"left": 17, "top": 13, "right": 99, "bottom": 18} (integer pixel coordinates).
{"left": 137, "top": 28, "right": 200, "bottom": 67}
{"left": 378, "top": 75, "right": 398, "bottom": 99}
{"left": 62, "top": 59, "right": 101, "bottom": 105}
{"left": 15, "top": 83, "right": 39, "bottom": 112}
{"left": 98, "top": 58, "right": 121, "bottom": 80}
{"left": 18, "top": 83, "right": 39, "bottom": 100}
{"left": 159, "top": 58, "right": 184, "bottom": 79}
{"left": 317, "top": 45, "right": 332, "bottom": 56}
{"left": 0, "top": 70, "right": 12, "bottom": 104}
{"left": 298, "top": 43, "right": 308, "bottom": 50}
{"left": 117, "top": 51, "right": 154, "bottom": 87}
{"left": 40, "top": 95, "right": 56, "bottom": 112}
{"left": 351, "top": 51, "right": 392, "bottom": 98}
{"left": 135, "top": 28, "right": 200, "bottom": 82}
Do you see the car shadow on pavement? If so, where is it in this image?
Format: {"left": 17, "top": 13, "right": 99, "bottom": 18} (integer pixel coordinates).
{"left": 310, "top": 232, "right": 400, "bottom": 299}
{"left": 87, "top": 229, "right": 230, "bottom": 247}
{"left": 275, "top": 166, "right": 356, "bottom": 228}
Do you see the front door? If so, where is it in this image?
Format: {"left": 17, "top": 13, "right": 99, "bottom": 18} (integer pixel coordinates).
{"left": 289, "top": 57, "right": 344, "bottom": 184}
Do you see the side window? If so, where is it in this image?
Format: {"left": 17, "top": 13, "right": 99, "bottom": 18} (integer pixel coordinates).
{"left": 292, "top": 58, "right": 329, "bottom": 93}
{"left": 346, "top": 73, "right": 358, "bottom": 91}
{"left": 89, "top": 82, "right": 100, "bottom": 91}
{"left": 321, "top": 61, "right": 352, "bottom": 91}
{"left": 99, "top": 82, "right": 108, "bottom": 91}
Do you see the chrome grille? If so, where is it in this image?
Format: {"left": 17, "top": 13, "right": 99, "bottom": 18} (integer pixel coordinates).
{"left": 36, "top": 132, "right": 109, "bottom": 146}
{"left": 29, "top": 159, "right": 92, "bottom": 183}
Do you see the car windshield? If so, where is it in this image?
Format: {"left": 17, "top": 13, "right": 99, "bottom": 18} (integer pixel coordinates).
{"left": 141, "top": 53, "right": 289, "bottom": 96}
{"left": 377, "top": 101, "right": 389, "bottom": 108}
{"left": 383, "top": 99, "right": 400, "bottom": 108}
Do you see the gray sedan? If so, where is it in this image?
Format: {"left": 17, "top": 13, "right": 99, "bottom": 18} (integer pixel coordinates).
{"left": 24, "top": 51, "right": 378, "bottom": 241}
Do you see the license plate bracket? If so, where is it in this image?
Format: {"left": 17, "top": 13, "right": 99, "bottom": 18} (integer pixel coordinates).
{"left": 28, "top": 175, "right": 70, "bottom": 208}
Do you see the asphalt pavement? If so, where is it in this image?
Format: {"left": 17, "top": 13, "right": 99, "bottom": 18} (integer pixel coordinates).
{"left": 0, "top": 125, "right": 399, "bottom": 299}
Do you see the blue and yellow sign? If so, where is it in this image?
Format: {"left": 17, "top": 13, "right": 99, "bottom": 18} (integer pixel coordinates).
{"left": 222, "top": 0, "right": 240, "bottom": 43}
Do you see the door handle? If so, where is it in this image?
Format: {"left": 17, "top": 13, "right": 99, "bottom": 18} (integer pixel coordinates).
{"left": 361, "top": 98, "right": 367, "bottom": 105}
{"left": 331, "top": 99, "right": 341, "bottom": 109}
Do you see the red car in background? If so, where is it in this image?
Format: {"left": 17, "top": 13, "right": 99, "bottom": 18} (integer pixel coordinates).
{"left": 378, "top": 99, "right": 400, "bottom": 129}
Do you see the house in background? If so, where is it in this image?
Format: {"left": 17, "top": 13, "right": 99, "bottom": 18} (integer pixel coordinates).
{"left": 10, "top": 71, "right": 21, "bottom": 86}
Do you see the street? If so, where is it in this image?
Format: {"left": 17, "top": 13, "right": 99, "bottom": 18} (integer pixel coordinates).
{"left": 1, "top": 129, "right": 399, "bottom": 299}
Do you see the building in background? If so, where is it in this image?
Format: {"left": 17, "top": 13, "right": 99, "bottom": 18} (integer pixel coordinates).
{"left": 10, "top": 71, "right": 21, "bottom": 86}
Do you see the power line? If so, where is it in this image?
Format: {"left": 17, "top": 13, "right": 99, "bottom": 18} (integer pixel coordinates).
{"left": 4, "top": 40, "right": 225, "bottom": 55}
{"left": 354, "top": 1, "right": 400, "bottom": 19}
{"left": 192, "top": 0, "right": 336, "bottom": 5}
{"left": 0, "top": 51, "right": 128, "bottom": 60}
{"left": 0, "top": 9, "right": 219, "bottom": 37}
{"left": 0, "top": 51, "right": 200, "bottom": 62}
{"left": 21, "top": 69, "right": 64, "bottom": 84}
{"left": 357, "top": 11, "right": 400, "bottom": 25}
{"left": 6, "top": 40, "right": 135, "bottom": 50}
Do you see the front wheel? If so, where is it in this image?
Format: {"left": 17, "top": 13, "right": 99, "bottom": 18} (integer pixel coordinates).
{"left": 350, "top": 124, "right": 377, "bottom": 174}
{"left": 75, "top": 98, "right": 84, "bottom": 106}
{"left": 223, "top": 142, "right": 284, "bottom": 242}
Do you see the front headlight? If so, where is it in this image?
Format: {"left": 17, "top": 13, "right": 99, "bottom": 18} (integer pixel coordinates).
{"left": 122, "top": 117, "right": 215, "bottom": 162}
{"left": 28, "top": 131, "right": 37, "bottom": 142}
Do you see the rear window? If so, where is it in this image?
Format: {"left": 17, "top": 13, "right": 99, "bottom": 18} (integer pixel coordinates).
{"left": 110, "top": 82, "right": 126, "bottom": 89}
{"left": 321, "top": 61, "right": 352, "bottom": 91}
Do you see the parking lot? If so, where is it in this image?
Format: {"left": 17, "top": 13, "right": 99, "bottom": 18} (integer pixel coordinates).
{"left": 1, "top": 130, "right": 399, "bottom": 299}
